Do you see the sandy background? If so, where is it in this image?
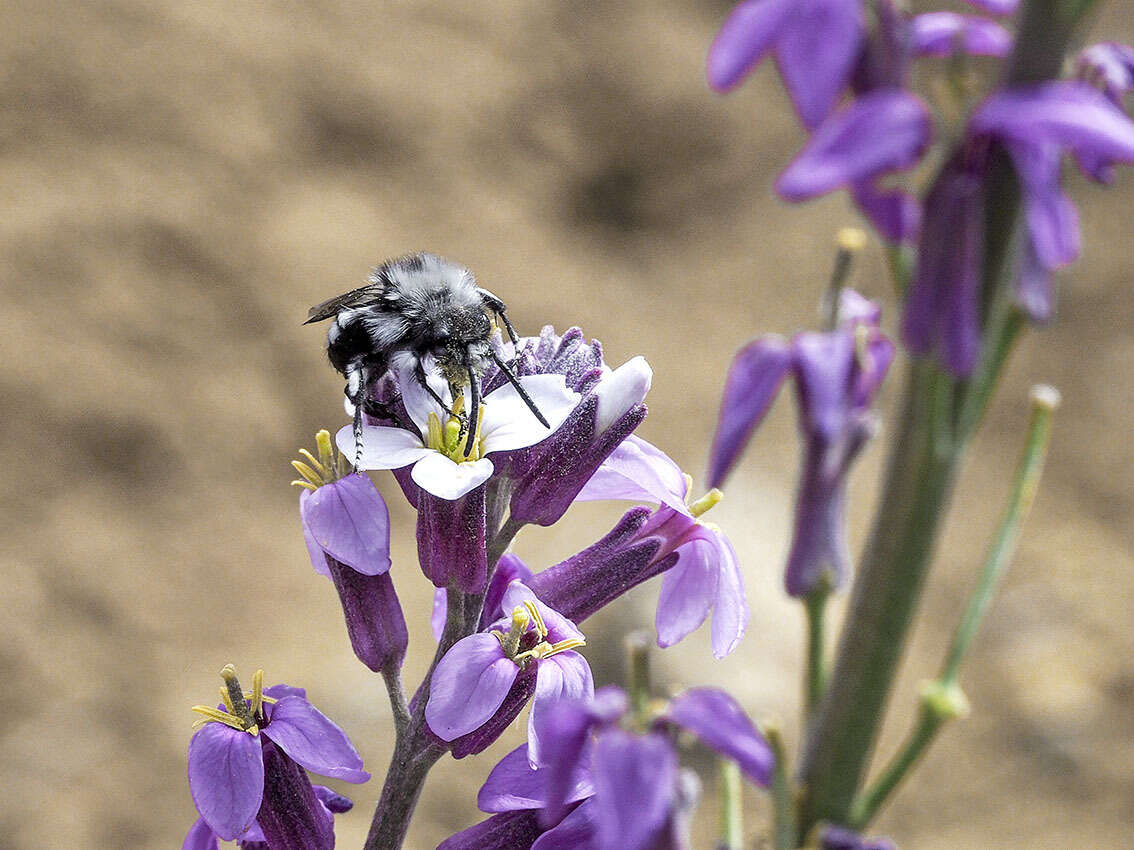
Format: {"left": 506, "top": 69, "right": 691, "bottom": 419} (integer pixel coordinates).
{"left": 3, "top": 0, "right": 1133, "bottom": 847}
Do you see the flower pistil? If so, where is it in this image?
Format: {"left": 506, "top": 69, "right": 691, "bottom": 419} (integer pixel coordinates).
{"left": 190, "top": 665, "right": 276, "bottom": 735}
{"left": 492, "top": 602, "right": 586, "bottom": 666}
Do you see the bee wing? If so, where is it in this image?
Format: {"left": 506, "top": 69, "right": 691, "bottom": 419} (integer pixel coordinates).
{"left": 304, "top": 284, "right": 385, "bottom": 324}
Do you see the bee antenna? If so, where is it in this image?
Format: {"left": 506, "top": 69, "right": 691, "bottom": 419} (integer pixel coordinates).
{"left": 490, "top": 349, "right": 550, "bottom": 429}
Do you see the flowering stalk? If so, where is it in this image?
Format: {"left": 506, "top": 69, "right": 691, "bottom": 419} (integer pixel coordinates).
{"left": 799, "top": 0, "right": 1090, "bottom": 831}
{"left": 847, "top": 385, "right": 1059, "bottom": 828}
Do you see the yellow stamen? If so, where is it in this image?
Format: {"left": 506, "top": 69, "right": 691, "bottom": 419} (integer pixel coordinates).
{"left": 689, "top": 488, "right": 723, "bottom": 518}
{"left": 291, "top": 479, "right": 319, "bottom": 491}
{"left": 510, "top": 605, "right": 531, "bottom": 634}
{"left": 523, "top": 600, "right": 547, "bottom": 639}
{"left": 298, "top": 449, "right": 326, "bottom": 477}
{"left": 837, "top": 227, "right": 867, "bottom": 253}
{"left": 250, "top": 669, "right": 264, "bottom": 718}
{"left": 443, "top": 417, "right": 462, "bottom": 455}
{"left": 243, "top": 692, "right": 277, "bottom": 705}
{"left": 427, "top": 412, "right": 444, "bottom": 451}
{"left": 548, "top": 637, "right": 586, "bottom": 653}
{"left": 315, "top": 430, "right": 336, "bottom": 473}
{"left": 291, "top": 460, "right": 324, "bottom": 487}
{"left": 191, "top": 705, "right": 257, "bottom": 734}
{"left": 452, "top": 393, "right": 466, "bottom": 417}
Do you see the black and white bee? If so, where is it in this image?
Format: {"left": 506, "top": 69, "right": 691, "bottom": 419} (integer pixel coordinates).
{"left": 305, "top": 252, "right": 549, "bottom": 466}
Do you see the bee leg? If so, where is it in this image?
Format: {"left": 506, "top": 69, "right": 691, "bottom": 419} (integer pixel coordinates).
{"left": 477, "top": 289, "right": 521, "bottom": 350}
{"left": 490, "top": 348, "right": 549, "bottom": 428}
{"left": 346, "top": 363, "right": 368, "bottom": 471}
{"left": 463, "top": 364, "right": 481, "bottom": 457}
{"left": 414, "top": 359, "right": 458, "bottom": 419}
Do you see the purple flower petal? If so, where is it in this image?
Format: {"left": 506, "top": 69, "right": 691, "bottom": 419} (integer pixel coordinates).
{"left": 480, "top": 552, "right": 535, "bottom": 630}
{"left": 911, "top": 12, "right": 1012, "bottom": 58}
{"left": 449, "top": 665, "right": 539, "bottom": 759}
{"left": 708, "top": 533, "right": 748, "bottom": 658}
{"left": 303, "top": 524, "right": 332, "bottom": 579}
{"left": 499, "top": 581, "right": 586, "bottom": 644}
{"left": 478, "top": 744, "right": 593, "bottom": 813}
{"left": 1007, "top": 140, "right": 1081, "bottom": 269}
{"left": 182, "top": 818, "right": 219, "bottom": 850}
{"left": 529, "top": 652, "right": 594, "bottom": 765}
{"left": 437, "top": 811, "right": 545, "bottom": 850}
{"left": 1016, "top": 241, "right": 1056, "bottom": 322}
{"left": 655, "top": 537, "right": 717, "bottom": 650}
{"left": 575, "top": 435, "right": 689, "bottom": 514}
{"left": 776, "top": 90, "right": 931, "bottom": 200}
{"left": 706, "top": 0, "right": 795, "bottom": 93}
{"left": 532, "top": 799, "right": 599, "bottom": 849}
{"left": 426, "top": 633, "right": 519, "bottom": 740}
{"left": 592, "top": 730, "right": 677, "bottom": 850}
{"left": 902, "top": 163, "right": 984, "bottom": 376}
{"left": 792, "top": 329, "right": 857, "bottom": 441}
{"left": 261, "top": 696, "right": 369, "bottom": 783}
{"left": 971, "top": 82, "right": 1134, "bottom": 163}
{"left": 707, "top": 335, "right": 793, "bottom": 489}
{"left": 663, "top": 688, "right": 774, "bottom": 786}
{"left": 784, "top": 438, "right": 852, "bottom": 596}
{"left": 312, "top": 785, "right": 354, "bottom": 814}
{"left": 263, "top": 684, "right": 306, "bottom": 702}
{"left": 960, "top": 0, "right": 1018, "bottom": 15}
{"left": 775, "top": 0, "right": 864, "bottom": 129}
{"left": 187, "top": 723, "right": 264, "bottom": 841}
{"left": 300, "top": 474, "right": 392, "bottom": 576}
{"left": 1077, "top": 42, "right": 1134, "bottom": 105}
{"left": 850, "top": 181, "right": 921, "bottom": 243}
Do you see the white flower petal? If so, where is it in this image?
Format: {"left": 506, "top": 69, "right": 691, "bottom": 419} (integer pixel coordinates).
{"left": 336, "top": 424, "right": 430, "bottom": 470}
{"left": 395, "top": 356, "right": 451, "bottom": 438}
{"left": 479, "top": 374, "right": 581, "bottom": 454}
{"left": 594, "top": 356, "right": 652, "bottom": 434}
{"left": 411, "top": 452, "right": 494, "bottom": 500}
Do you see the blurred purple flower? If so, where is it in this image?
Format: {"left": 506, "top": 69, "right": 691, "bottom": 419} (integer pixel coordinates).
{"left": 708, "top": 292, "right": 893, "bottom": 596}
{"left": 1075, "top": 43, "right": 1134, "bottom": 182}
{"left": 186, "top": 669, "right": 367, "bottom": 847}
{"left": 295, "top": 433, "right": 407, "bottom": 672}
{"left": 910, "top": 12, "right": 1012, "bottom": 59}
{"left": 959, "top": 0, "right": 1018, "bottom": 15}
{"left": 425, "top": 582, "right": 592, "bottom": 764}
{"left": 822, "top": 824, "right": 897, "bottom": 850}
{"left": 708, "top": 0, "right": 865, "bottom": 130}
{"left": 775, "top": 89, "right": 931, "bottom": 242}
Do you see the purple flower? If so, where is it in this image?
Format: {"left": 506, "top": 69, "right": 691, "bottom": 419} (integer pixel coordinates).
{"left": 821, "top": 825, "right": 897, "bottom": 850}
{"left": 536, "top": 686, "right": 771, "bottom": 849}
{"left": 910, "top": 12, "right": 1012, "bottom": 59}
{"left": 183, "top": 785, "right": 353, "bottom": 850}
{"left": 186, "top": 667, "right": 368, "bottom": 847}
{"left": 708, "top": 0, "right": 865, "bottom": 130}
{"left": 959, "top": 0, "right": 1018, "bottom": 16}
{"left": 1075, "top": 43, "right": 1134, "bottom": 182}
{"left": 573, "top": 435, "right": 749, "bottom": 657}
{"left": 708, "top": 291, "right": 894, "bottom": 595}
{"left": 295, "top": 431, "right": 407, "bottom": 672}
{"left": 425, "top": 582, "right": 593, "bottom": 764}
{"left": 906, "top": 81, "right": 1134, "bottom": 369}
{"left": 500, "top": 328, "right": 653, "bottom": 527}
{"left": 775, "top": 89, "right": 931, "bottom": 242}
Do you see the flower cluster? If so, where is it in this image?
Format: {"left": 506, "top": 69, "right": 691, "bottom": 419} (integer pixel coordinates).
{"left": 709, "top": 0, "right": 1134, "bottom": 373}
{"left": 439, "top": 685, "right": 773, "bottom": 850}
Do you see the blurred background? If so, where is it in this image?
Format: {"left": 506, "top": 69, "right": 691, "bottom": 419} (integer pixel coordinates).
{"left": 3, "top": 0, "right": 1133, "bottom": 847}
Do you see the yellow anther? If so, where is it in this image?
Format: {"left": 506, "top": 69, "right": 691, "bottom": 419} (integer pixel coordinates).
{"left": 523, "top": 600, "right": 547, "bottom": 639}
{"left": 427, "top": 412, "right": 444, "bottom": 451}
{"left": 548, "top": 637, "right": 586, "bottom": 654}
{"left": 452, "top": 393, "right": 466, "bottom": 416}
{"left": 511, "top": 605, "right": 532, "bottom": 633}
{"left": 837, "top": 227, "right": 868, "bottom": 253}
{"left": 315, "top": 429, "right": 336, "bottom": 473}
{"left": 243, "top": 693, "right": 277, "bottom": 705}
{"left": 291, "top": 460, "right": 324, "bottom": 487}
{"left": 443, "top": 417, "right": 463, "bottom": 454}
{"left": 191, "top": 705, "right": 257, "bottom": 735}
{"left": 250, "top": 669, "right": 264, "bottom": 718}
{"left": 689, "top": 488, "right": 723, "bottom": 518}
{"left": 219, "top": 686, "right": 236, "bottom": 714}
{"left": 298, "top": 449, "right": 326, "bottom": 477}
{"left": 291, "top": 479, "right": 319, "bottom": 492}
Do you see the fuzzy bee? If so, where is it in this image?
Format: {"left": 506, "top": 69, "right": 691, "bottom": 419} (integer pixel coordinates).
{"left": 305, "top": 252, "right": 549, "bottom": 466}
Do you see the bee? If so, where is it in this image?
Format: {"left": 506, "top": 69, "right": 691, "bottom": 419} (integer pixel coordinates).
{"left": 305, "top": 252, "right": 549, "bottom": 466}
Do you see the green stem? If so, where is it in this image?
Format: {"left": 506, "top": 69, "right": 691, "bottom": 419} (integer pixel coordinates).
{"left": 804, "top": 588, "right": 830, "bottom": 718}
{"left": 848, "top": 386, "right": 1058, "bottom": 829}
{"left": 941, "top": 386, "right": 1059, "bottom": 684}
{"left": 625, "top": 631, "right": 653, "bottom": 725}
{"left": 797, "top": 0, "right": 1091, "bottom": 832}
{"left": 716, "top": 758, "right": 744, "bottom": 850}
{"left": 766, "top": 727, "right": 798, "bottom": 850}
